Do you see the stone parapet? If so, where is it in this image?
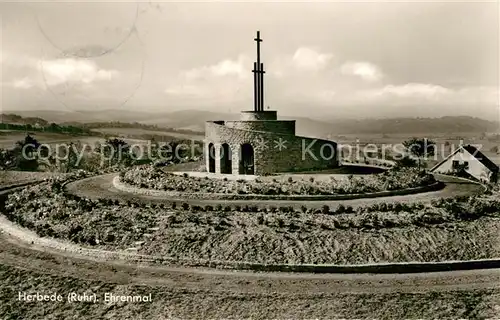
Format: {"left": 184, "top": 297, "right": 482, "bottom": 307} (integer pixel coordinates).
{"left": 240, "top": 111, "right": 277, "bottom": 121}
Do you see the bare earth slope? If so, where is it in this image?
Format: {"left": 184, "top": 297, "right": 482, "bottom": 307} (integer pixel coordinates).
{"left": 1, "top": 232, "right": 500, "bottom": 319}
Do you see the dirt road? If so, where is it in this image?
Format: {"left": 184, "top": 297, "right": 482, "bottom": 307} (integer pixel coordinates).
{"left": 66, "top": 173, "right": 485, "bottom": 209}
{"left": 1, "top": 178, "right": 498, "bottom": 318}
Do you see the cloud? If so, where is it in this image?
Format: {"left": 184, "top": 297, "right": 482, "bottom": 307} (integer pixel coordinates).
{"left": 1, "top": 52, "right": 119, "bottom": 91}
{"left": 1, "top": 51, "right": 38, "bottom": 68}
{"left": 370, "top": 83, "right": 452, "bottom": 98}
{"left": 1, "top": 77, "right": 36, "bottom": 89}
{"left": 340, "top": 61, "right": 383, "bottom": 82}
{"left": 291, "top": 47, "right": 333, "bottom": 71}
{"left": 12, "top": 78, "right": 35, "bottom": 89}
{"left": 165, "top": 55, "right": 253, "bottom": 106}
{"left": 164, "top": 84, "right": 208, "bottom": 97}
{"left": 39, "top": 58, "right": 118, "bottom": 86}
{"left": 352, "top": 83, "right": 498, "bottom": 111}
{"left": 181, "top": 55, "right": 251, "bottom": 81}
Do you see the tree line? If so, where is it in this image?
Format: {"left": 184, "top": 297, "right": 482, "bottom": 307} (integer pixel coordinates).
{"left": 0, "top": 122, "right": 94, "bottom": 135}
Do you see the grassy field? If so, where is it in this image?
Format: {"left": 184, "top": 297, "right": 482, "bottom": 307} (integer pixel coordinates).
{"left": 0, "top": 131, "right": 104, "bottom": 149}
{"left": 336, "top": 132, "right": 500, "bottom": 169}
{"left": 91, "top": 127, "right": 204, "bottom": 140}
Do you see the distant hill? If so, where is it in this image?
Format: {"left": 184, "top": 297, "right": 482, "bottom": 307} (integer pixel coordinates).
{"left": 321, "top": 116, "right": 500, "bottom": 135}
{"left": 6, "top": 110, "right": 499, "bottom": 136}
{"left": 0, "top": 114, "right": 49, "bottom": 126}
{"left": 10, "top": 110, "right": 158, "bottom": 124}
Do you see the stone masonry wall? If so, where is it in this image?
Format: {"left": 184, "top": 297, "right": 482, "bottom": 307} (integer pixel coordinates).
{"left": 240, "top": 111, "right": 277, "bottom": 121}
{"left": 205, "top": 121, "right": 338, "bottom": 175}
{"left": 225, "top": 120, "right": 296, "bottom": 135}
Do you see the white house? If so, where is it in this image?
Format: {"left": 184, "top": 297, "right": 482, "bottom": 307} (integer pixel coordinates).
{"left": 430, "top": 145, "right": 499, "bottom": 183}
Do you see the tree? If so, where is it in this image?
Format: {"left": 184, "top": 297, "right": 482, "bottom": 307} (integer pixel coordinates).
{"left": 60, "top": 142, "right": 81, "bottom": 173}
{"left": 102, "top": 138, "right": 131, "bottom": 167}
{"left": 0, "top": 149, "right": 16, "bottom": 170}
{"left": 394, "top": 155, "right": 418, "bottom": 168}
{"left": 402, "top": 138, "right": 436, "bottom": 169}
{"left": 452, "top": 162, "right": 472, "bottom": 179}
{"left": 12, "top": 134, "right": 41, "bottom": 171}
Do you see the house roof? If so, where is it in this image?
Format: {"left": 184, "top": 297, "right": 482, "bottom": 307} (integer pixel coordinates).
{"left": 462, "top": 145, "right": 499, "bottom": 172}
{"left": 430, "top": 144, "right": 499, "bottom": 173}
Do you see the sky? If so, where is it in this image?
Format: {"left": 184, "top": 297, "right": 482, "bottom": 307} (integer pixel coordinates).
{"left": 0, "top": 1, "right": 498, "bottom": 120}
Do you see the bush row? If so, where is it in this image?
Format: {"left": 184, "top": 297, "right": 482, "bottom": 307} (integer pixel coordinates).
{"left": 121, "top": 166, "right": 436, "bottom": 196}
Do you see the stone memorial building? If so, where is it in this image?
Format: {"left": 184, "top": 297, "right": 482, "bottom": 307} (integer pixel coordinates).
{"left": 205, "top": 31, "right": 339, "bottom": 175}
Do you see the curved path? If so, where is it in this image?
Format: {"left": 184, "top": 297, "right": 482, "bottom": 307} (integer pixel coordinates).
{"left": 0, "top": 199, "right": 499, "bottom": 294}
{"left": 66, "top": 173, "right": 485, "bottom": 209}
{"left": 1, "top": 182, "right": 500, "bottom": 318}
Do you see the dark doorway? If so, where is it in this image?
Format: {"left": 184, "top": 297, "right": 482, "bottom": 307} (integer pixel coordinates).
{"left": 239, "top": 143, "right": 254, "bottom": 175}
{"left": 208, "top": 143, "right": 215, "bottom": 173}
{"left": 220, "top": 143, "right": 232, "bottom": 174}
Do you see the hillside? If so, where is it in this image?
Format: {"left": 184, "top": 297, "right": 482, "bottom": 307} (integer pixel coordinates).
{"left": 6, "top": 110, "right": 499, "bottom": 136}
{"left": 0, "top": 114, "right": 49, "bottom": 126}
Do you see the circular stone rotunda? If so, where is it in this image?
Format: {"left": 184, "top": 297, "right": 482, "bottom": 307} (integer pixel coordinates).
{"left": 205, "top": 31, "right": 339, "bottom": 176}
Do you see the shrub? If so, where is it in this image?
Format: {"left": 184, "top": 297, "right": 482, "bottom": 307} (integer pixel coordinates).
{"left": 257, "top": 215, "right": 264, "bottom": 225}
{"left": 204, "top": 205, "right": 214, "bottom": 212}
{"left": 171, "top": 202, "right": 177, "bottom": 210}
{"left": 181, "top": 202, "right": 190, "bottom": 210}
{"left": 335, "top": 204, "right": 346, "bottom": 214}
{"left": 182, "top": 172, "right": 189, "bottom": 178}
{"left": 300, "top": 205, "right": 308, "bottom": 213}
{"left": 394, "top": 203, "right": 404, "bottom": 213}
{"left": 277, "top": 218, "right": 285, "bottom": 228}
{"left": 122, "top": 165, "right": 435, "bottom": 196}
{"left": 215, "top": 204, "right": 223, "bottom": 211}
{"left": 321, "top": 205, "right": 330, "bottom": 215}
{"left": 279, "top": 206, "right": 289, "bottom": 213}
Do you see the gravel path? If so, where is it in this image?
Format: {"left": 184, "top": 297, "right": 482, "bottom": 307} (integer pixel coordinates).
{"left": 66, "top": 173, "right": 485, "bottom": 209}
{"left": 0, "top": 178, "right": 498, "bottom": 318}
{"left": 1, "top": 204, "right": 500, "bottom": 294}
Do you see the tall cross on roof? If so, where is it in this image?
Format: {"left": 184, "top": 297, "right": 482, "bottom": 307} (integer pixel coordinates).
{"left": 252, "top": 31, "right": 265, "bottom": 112}
{"left": 254, "top": 31, "right": 262, "bottom": 66}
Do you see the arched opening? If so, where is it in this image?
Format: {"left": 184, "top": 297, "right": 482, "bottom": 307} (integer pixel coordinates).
{"left": 208, "top": 143, "right": 215, "bottom": 173}
{"left": 220, "top": 143, "right": 232, "bottom": 174}
{"left": 239, "top": 143, "right": 254, "bottom": 175}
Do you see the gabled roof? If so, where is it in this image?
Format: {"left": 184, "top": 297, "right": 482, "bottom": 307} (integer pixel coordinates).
{"left": 462, "top": 145, "right": 499, "bottom": 172}
{"left": 430, "top": 144, "right": 499, "bottom": 173}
